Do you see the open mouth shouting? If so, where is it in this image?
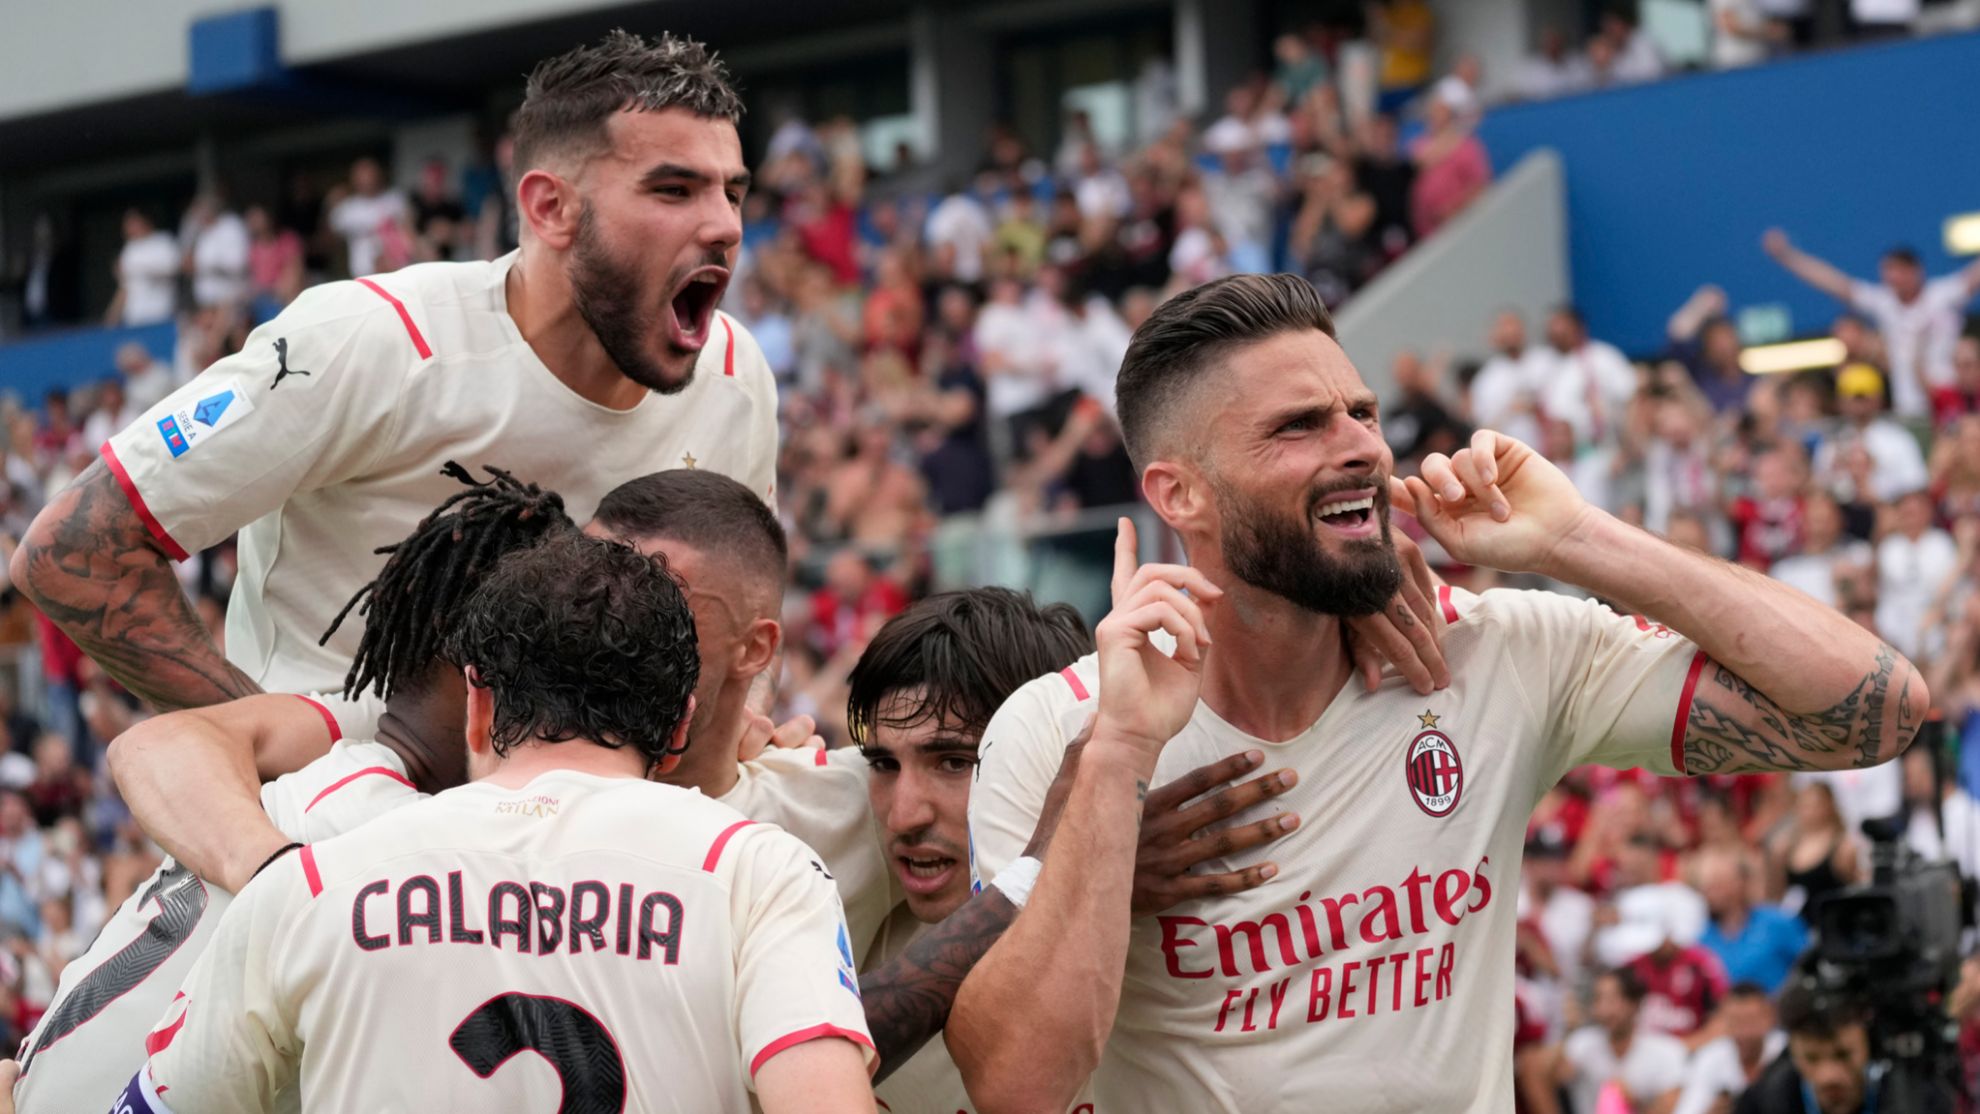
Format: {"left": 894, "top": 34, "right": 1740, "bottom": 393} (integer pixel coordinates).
{"left": 665, "top": 264, "right": 728, "bottom": 352}
{"left": 1312, "top": 489, "right": 1381, "bottom": 539}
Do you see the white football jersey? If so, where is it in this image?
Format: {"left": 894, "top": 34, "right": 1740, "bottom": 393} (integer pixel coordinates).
{"left": 126, "top": 770, "right": 873, "bottom": 1113}
{"left": 720, "top": 747, "right": 904, "bottom": 965}
{"left": 968, "top": 587, "right": 1704, "bottom": 1112}
{"left": 15, "top": 697, "right": 418, "bottom": 1113}
{"left": 104, "top": 254, "right": 779, "bottom": 726}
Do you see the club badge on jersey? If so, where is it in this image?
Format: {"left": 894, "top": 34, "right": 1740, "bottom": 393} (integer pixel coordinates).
{"left": 1404, "top": 710, "right": 1464, "bottom": 818}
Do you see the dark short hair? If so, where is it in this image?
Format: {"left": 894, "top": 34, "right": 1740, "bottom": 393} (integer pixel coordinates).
{"left": 1883, "top": 245, "right": 1922, "bottom": 269}
{"left": 1551, "top": 304, "right": 1587, "bottom": 330}
{"left": 1116, "top": 273, "right": 1336, "bottom": 470}
{"left": 592, "top": 469, "right": 787, "bottom": 597}
{"left": 1598, "top": 967, "right": 1648, "bottom": 1005}
{"left": 845, "top": 588, "right": 1093, "bottom": 746}
{"left": 513, "top": 29, "right": 744, "bottom": 173}
{"left": 1727, "top": 981, "right": 1772, "bottom": 1003}
{"left": 446, "top": 531, "right": 699, "bottom": 771}
{"left": 1779, "top": 982, "right": 1871, "bottom": 1040}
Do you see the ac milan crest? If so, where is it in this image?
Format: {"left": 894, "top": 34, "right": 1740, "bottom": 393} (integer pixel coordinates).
{"left": 1404, "top": 711, "right": 1463, "bottom": 818}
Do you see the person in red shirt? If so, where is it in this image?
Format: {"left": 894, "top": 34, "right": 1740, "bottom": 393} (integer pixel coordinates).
{"left": 808, "top": 548, "right": 909, "bottom": 660}
{"left": 1930, "top": 336, "right": 1980, "bottom": 431}
{"left": 1726, "top": 448, "right": 1806, "bottom": 570}
{"left": 1628, "top": 930, "right": 1730, "bottom": 1049}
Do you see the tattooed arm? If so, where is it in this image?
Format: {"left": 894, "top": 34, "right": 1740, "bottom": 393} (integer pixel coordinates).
{"left": 1547, "top": 512, "right": 1927, "bottom": 775}
{"left": 9, "top": 461, "right": 258, "bottom": 711}
{"left": 861, "top": 746, "right": 1296, "bottom": 1080}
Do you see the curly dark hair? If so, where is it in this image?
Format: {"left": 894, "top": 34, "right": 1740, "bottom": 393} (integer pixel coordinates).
{"left": 846, "top": 587, "right": 1092, "bottom": 746}
{"left": 445, "top": 531, "right": 700, "bottom": 770}
{"left": 514, "top": 29, "right": 743, "bottom": 173}
{"left": 322, "top": 462, "right": 574, "bottom": 700}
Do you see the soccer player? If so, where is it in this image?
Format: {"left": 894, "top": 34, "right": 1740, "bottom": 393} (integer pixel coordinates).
{"left": 11, "top": 31, "right": 776, "bottom": 731}
{"left": 115, "top": 531, "right": 875, "bottom": 1112}
{"left": 951, "top": 274, "right": 1928, "bottom": 1113}
{"left": 13, "top": 466, "right": 575, "bottom": 1112}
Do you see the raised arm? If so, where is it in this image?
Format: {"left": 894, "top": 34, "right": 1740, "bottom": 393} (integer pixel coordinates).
{"left": 947, "top": 521, "right": 1220, "bottom": 1113}
{"left": 10, "top": 460, "right": 258, "bottom": 710}
{"left": 107, "top": 694, "right": 334, "bottom": 891}
{"left": 1401, "top": 431, "right": 1928, "bottom": 776}
{"left": 1762, "top": 229, "right": 1856, "bottom": 303}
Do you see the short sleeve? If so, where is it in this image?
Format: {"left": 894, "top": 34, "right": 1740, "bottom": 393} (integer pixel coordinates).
{"left": 726, "top": 826, "right": 876, "bottom": 1087}
{"left": 967, "top": 670, "right": 1084, "bottom": 890}
{"left": 718, "top": 314, "right": 781, "bottom": 501}
{"left": 1494, "top": 590, "right": 1706, "bottom": 785}
{"left": 137, "top": 853, "right": 309, "bottom": 1110}
{"left": 101, "top": 282, "right": 418, "bottom": 560}
{"left": 1927, "top": 273, "right": 1974, "bottom": 312}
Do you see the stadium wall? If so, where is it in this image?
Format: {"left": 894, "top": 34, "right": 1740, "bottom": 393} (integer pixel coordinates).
{"left": 1478, "top": 30, "right": 1980, "bottom": 357}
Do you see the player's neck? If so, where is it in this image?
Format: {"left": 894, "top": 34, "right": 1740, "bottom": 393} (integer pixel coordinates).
{"left": 656, "top": 686, "right": 747, "bottom": 797}
{"left": 376, "top": 705, "right": 468, "bottom": 796}
{"left": 478, "top": 736, "right": 649, "bottom": 788}
{"left": 1197, "top": 567, "right": 1355, "bottom": 744}
{"left": 505, "top": 253, "right": 648, "bottom": 412}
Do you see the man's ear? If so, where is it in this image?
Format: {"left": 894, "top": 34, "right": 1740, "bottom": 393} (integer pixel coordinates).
{"left": 1142, "top": 459, "right": 1210, "bottom": 538}
{"left": 651, "top": 695, "right": 695, "bottom": 777}
{"left": 734, "top": 618, "right": 782, "bottom": 681}
{"left": 463, "top": 667, "right": 496, "bottom": 759}
{"left": 515, "top": 168, "right": 581, "bottom": 250}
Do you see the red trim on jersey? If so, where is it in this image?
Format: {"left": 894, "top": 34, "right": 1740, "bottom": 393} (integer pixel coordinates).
{"left": 354, "top": 278, "right": 432, "bottom": 359}
{"left": 304, "top": 766, "right": 414, "bottom": 813}
{"left": 813, "top": 747, "right": 829, "bottom": 767}
{"left": 749, "top": 1023, "right": 876, "bottom": 1078}
{"left": 101, "top": 441, "right": 190, "bottom": 562}
{"left": 1438, "top": 584, "right": 1459, "bottom": 624}
{"left": 143, "top": 993, "right": 188, "bottom": 1055}
{"left": 722, "top": 316, "right": 736, "bottom": 376}
{"left": 1060, "top": 666, "right": 1091, "bottom": 701}
{"left": 299, "top": 845, "right": 324, "bottom": 897}
{"left": 292, "top": 695, "right": 343, "bottom": 743}
{"left": 1670, "top": 650, "right": 1709, "bottom": 775}
{"left": 701, "top": 820, "right": 756, "bottom": 873}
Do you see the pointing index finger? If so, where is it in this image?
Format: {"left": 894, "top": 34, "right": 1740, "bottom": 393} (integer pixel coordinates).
{"left": 1112, "top": 516, "right": 1139, "bottom": 606}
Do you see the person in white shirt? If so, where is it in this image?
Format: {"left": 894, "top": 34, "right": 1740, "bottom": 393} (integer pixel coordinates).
{"left": 948, "top": 274, "right": 1924, "bottom": 1113}
{"left": 1601, "top": 10, "right": 1668, "bottom": 84}
{"left": 1764, "top": 230, "right": 1980, "bottom": 419}
{"left": 1812, "top": 364, "right": 1929, "bottom": 503}
{"left": 113, "top": 531, "right": 877, "bottom": 1114}
{"left": 326, "top": 157, "right": 412, "bottom": 279}
{"left": 1710, "top": 0, "right": 1783, "bottom": 67}
{"left": 1558, "top": 968, "right": 1689, "bottom": 1114}
{"left": 1874, "top": 489, "right": 1958, "bottom": 661}
{"left": 181, "top": 194, "right": 252, "bottom": 309}
{"left": 1675, "top": 984, "right": 1788, "bottom": 1114}
{"left": 11, "top": 466, "right": 574, "bottom": 1113}
{"left": 1468, "top": 310, "right": 1548, "bottom": 449}
{"left": 106, "top": 210, "right": 178, "bottom": 327}
{"left": 1535, "top": 305, "right": 1638, "bottom": 449}
{"left": 1518, "top": 26, "right": 1594, "bottom": 101}
{"left": 925, "top": 187, "right": 996, "bottom": 285}
{"left": 114, "top": 342, "right": 176, "bottom": 416}
{"left": 1770, "top": 493, "right": 1873, "bottom": 609}
{"left": 76, "top": 379, "right": 133, "bottom": 455}
{"left": 13, "top": 32, "right": 781, "bottom": 734}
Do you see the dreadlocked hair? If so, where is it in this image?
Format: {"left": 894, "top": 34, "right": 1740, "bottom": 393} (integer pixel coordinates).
{"left": 322, "top": 462, "right": 574, "bottom": 700}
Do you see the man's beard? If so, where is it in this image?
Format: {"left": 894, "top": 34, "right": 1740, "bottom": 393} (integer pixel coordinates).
{"left": 1214, "top": 473, "right": 1402, "bottom": 617}
{"left": 568, "top": 205, "right": 694, "bottom": 396}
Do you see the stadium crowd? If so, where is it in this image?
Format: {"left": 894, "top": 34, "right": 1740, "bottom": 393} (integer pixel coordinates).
{"left": 1, "top": 6, "right": 1980, "bottom": 1112}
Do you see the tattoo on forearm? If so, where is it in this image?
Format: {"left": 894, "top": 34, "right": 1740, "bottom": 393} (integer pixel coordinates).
{"left": 859, "top": 889, "right": 1019, "bottom": 1082}
{"left": 1682, "top": 644, "right": 1911, "bottom": 775}
{"left": 15, "top": 461, "right": 257, "bottom": 711}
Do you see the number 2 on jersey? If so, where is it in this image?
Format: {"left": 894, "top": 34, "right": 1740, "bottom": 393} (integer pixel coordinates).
{"left": 450, "top": 992, "right": 627, "bottom": 1113}
{"left": 17, "top": 863, "right": 208, "bottom": 1075}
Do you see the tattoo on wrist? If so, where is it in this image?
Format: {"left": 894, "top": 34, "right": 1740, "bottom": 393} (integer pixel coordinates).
{"left": 1681, "top": 644, "right": 1910, "bottom": 775}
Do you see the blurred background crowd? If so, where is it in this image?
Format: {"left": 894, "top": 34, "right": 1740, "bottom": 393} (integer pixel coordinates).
{"left": 3, "top": 0, "right": 1980, "bottom": 1108}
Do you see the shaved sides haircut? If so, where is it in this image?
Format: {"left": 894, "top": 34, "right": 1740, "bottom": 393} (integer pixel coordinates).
{"left": 514, "top": 29, "right": 744, "bottom": 173}
{"left": 1115, "top": 274, "right": 1337, "bottom": 471}
{"left": 592, "top": 468, "right": 787, "bottom": 597}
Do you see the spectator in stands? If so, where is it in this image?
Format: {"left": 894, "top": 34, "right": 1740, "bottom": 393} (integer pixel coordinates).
{"left": 1848, "top": 0, "right": 1920, "bottom": 40}
{"left": 808, "top": 548, "right": 908, "bottom": 660}
{"left": 1408, "top": 95, "right": 1491, "bottom": 239}
{"left": 1674, "top": 983, "right": 1786, "bottom": 1114}
{"left": 7, "top": 214, "right": 80, "bottom": 332}
{"left": 410, "top": 156, "right": 467, "bottom": 262}
{"left": 1431, "top": 53, "right": 1485, "bottom": 122}
{"left": 1770, "top": 492, "right": 1872, "bottom": 608}
{"left": 1469, "top": 310, "right": 1547, "bottom": 447}
{"left": 1874, "top": 488, "right": 1958, "bottom": 660}
{"left": 1167, "top": 185, "right": 1230, "bottom": 288}
{"left": 1764, "top": 229, "right": 1980, "bottom": 419}
{"left": 1556, "top": 967, "right": 1689, "bottom": 1114}
{"left": 1600, "top": 9, "right": 1667, "bottom": 83}
{"left": 1271, "top": 30, "right": 1329, "bottom": 104}
{"left": 104, "top": 208, "right": 178, "bottom": 327}
{"left": 1667, "top": 285, "right": 1756, "bottom": 414}
{"left": 1726, "top": 447, "right": 1806, "bottom": 570}
{"left": 1773, "top": 781, "right": 1861, "bottom": 920}
{"left": 1697, "top": 849, "right": 1807, "bottom": 993}
{"left": 926, "top": 178, "right": 997, "bottom": 287}
{"left": 1536, "top": 305, "right": 1637, "bottom": 449}
{"left": 1351, "top": 114, "right": 1417, "bottom": 257}
{"left": 1287, "top": 156, "right": 1379, "bottom": 308}
{"left": 1813, "top": 365, "right": 1928, "bottom": 504}
{"left": 1522, "top": 830, "right": 1596, "bottom": 996}
{"left": 1711, "top": 0, "right": 1788, "bottom": 68}
{"left": 180, "top": 192, "right": 250, "bottom": 311}
{"left": 1518, "top": 26, "right": 1593, "bottom": 101}
{"left": 1931, "top": 335, "right": 1980, "bottom": 430}
{"left": 326, "top": 155, "right": 412, "bottom": 278}
{"left": 77, "top": 379, "right": 130, "bottom": 451}
{"left": 243, "top": 204, "right": 304, "bottom": 314}
{"left": 1200, "top": 123, "right": 1279, "bottom": 275}
{"left": 113, "top": 341, "right": 173, "bottom": 417}
{"left": 1384, "top": 348, "right": 1469, "bottom": 468}
{"left": 1370, "top": 0, "right": 1437, "bottom": 112}
{"left": 1900, "top": 743, "right": 1978, "bottom": 881}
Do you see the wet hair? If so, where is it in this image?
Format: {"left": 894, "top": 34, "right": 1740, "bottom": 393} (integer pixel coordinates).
{"left": 846, "top": 587, "right": 1093, "bottom": 746}
{"left": 446, "top": 531, "right": 700, "bottom": 770}
{"left": 591, "top": 469, "right": 787, "bottom": 598}
{"left": 1116, "top": 273, "right": 1337, "bottom": 470}
{"left": 514, "top": 29, "right": 744, "bottom": 173}
{"left": 324, "top": 463, "right": 574, "bottom": 701}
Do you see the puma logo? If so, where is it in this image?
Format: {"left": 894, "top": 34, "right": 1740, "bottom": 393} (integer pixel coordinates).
{"left": 271, "top": 338, "right": 311, "bottom": 389}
